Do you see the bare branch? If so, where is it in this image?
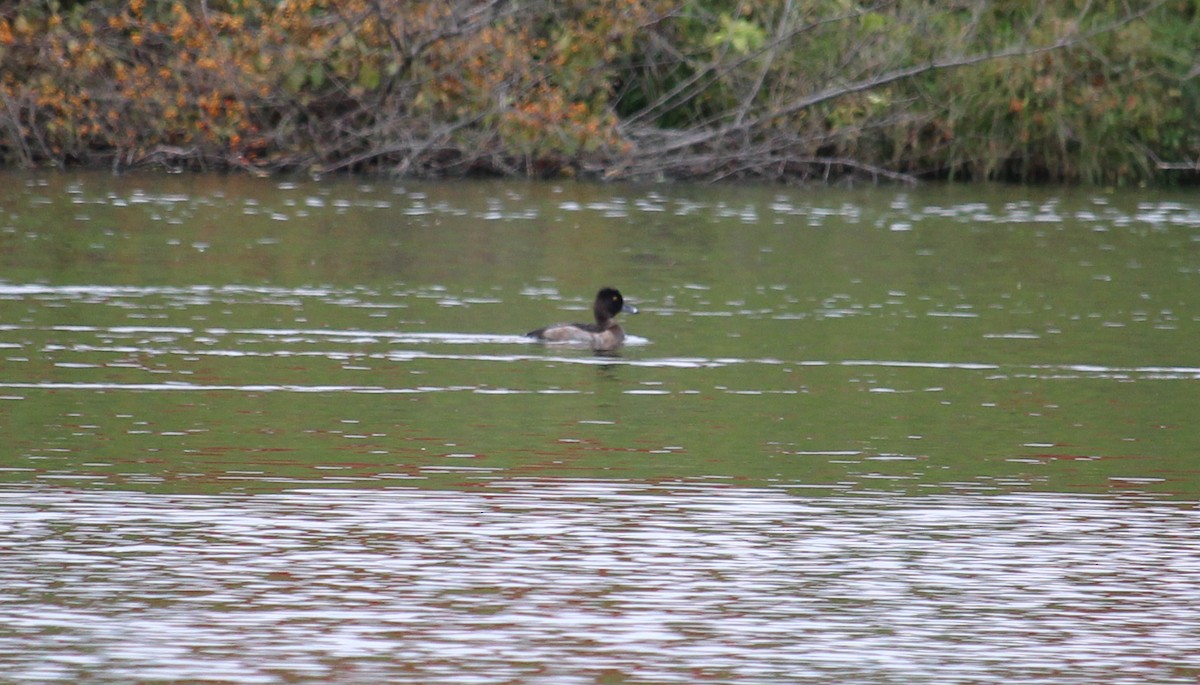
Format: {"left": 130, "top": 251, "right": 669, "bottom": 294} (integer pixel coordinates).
{"left": 1138, "top": 141, "right": 1200, "bottom": 171}
{"left": 639, "top": 0, "right": 1168, "bottom": 158}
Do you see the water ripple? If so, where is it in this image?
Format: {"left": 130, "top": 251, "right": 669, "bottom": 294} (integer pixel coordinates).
{"left": 2, "top": 484, "right": 1198, "bottom": 684}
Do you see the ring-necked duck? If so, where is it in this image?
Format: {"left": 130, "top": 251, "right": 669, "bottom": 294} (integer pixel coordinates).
{"left": 526, "top": 287, "right": 638, "bottom": 352}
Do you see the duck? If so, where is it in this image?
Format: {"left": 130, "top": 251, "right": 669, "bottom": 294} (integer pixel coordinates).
{"left": 526, "top": 287, "right": 638, "bottom": 352}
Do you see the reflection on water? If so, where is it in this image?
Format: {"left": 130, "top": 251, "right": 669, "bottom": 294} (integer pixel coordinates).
{"left": 4, "top": 173, "right": 1200, "bottom": 681}
{"left": 4, "top": 484, "right": 1199, "bottom": 684}
{"left": 4, "top": 281, "right": 1200, "bottom": 498}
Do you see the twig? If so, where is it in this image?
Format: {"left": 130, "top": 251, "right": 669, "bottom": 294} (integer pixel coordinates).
{"left": 0, "top": 91, "right": 35, "bottom": 167}
{"left": 1137, "top": 141, "right": 1199, "bottom": 171}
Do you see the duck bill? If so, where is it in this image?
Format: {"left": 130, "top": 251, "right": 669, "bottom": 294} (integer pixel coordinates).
{"left": 624, "top": 303, "right": 639, "bottom": 314}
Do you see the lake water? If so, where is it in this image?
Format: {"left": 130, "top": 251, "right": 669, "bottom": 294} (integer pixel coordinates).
{"left": 2, "top": 172, "right": 1199, "bottom": 683}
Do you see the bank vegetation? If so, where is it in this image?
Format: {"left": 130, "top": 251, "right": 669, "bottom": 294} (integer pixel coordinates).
{"left": 1, "top": 0, "right": 1196, "bottom": 184}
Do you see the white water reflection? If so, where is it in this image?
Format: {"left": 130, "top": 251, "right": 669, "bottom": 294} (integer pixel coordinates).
{"left": 6, "top": 339, "right": 1200, "bottom": 380}
{"left": 2, "top": 483, "right": 1198, "bottom": 684}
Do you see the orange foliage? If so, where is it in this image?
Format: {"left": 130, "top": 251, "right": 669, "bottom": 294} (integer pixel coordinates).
{"left": 0, "top": 0, "right": 662, "bottom": 173}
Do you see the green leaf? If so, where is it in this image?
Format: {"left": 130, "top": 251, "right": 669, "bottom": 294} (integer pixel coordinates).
{"left": 285, "top": 64, "right": 307, "bottom": 93}
{"left": 861, "top": 12, "right": 888, "bottom": 32}
{"left": 358, "top": 63, "right": 380, "bottom": 91}
{"left": 708, "top": 16, "right": 766, "bottom": 55}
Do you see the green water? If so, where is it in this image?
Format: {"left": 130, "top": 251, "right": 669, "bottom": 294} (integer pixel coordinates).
{"left": 3, "top": 173, "right": 1197, "bottom": 497}
{"left": 3, "top": 172, "right": 1200, "bottom": 684}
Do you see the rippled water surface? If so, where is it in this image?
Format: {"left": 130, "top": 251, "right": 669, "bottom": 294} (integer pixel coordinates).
{"left": 2, "top": 172, "right": 1200, "bottom": 683}
{"left": 6, "top": 485, "right": 1200, "bottom": 684}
